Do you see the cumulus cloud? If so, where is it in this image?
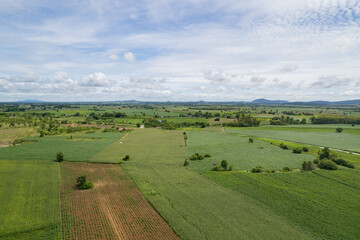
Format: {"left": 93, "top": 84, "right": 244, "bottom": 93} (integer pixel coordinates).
{"left": 203, "top": 70, "right": 235, "bottom": 83}
{"left": 81, "top": 72, "right": 111, "bottom": 87}
{"left": 311, "top": 75, "right": 359, "bottom": 89}
{"left": 124, "top": 52, "right": 135, "bottom": 62}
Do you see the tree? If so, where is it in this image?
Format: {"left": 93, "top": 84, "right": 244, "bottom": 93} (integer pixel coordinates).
{"left": 318, "top": 147, "right": 330, "bottom": 159}
{"left": 220, "top": 160, "right": 228, "bottom": 170}
{"left": 336, "top": 127, "right": 343, "bottom": 133}
{"left": 301, "top": 161, "right": 315, "bottom": 171}
{"left": 56, "top": 152, "right": 64, "bottom": 162}
{"left": 122, "top": 155, "right": 130, "bottom": 161}
{"left": 318, "top": 159, "right": 338, "bottom": 170}
{"left": 77, "top": 175, "right": 93, "bottom": 190}
{"left": 249, "top": 138, "right": 254, "bottom": 143}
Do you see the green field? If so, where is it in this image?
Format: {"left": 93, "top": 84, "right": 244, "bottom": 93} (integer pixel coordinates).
{"left": 0, "top": 132, "right": 124, "bottom": 162}
{"left": 0, "top": 160, "right": 60, "bottom": 240}
{"left": 226, "top": 127, "right": 360, "bottom": 152}
{"left": 203, "top": 169, "right": 360, "bottom": 240}
{"left": 186, "top": 131, "right": 314, "bottom": 172}
{"left": 107, "top": 129, "right": 316, "bottom": 240}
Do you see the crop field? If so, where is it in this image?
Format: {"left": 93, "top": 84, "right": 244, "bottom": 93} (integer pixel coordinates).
{"left": 203, "top": 169, "right": 360, "bottom": 240}
{"left": 0, "top": 160, "right": 60, "bottom": 240}
{"left": 186, "top": 131, "right": 314, "bottom": 172}
{"left": 226, "top": 127, "right": 360, "bottom": 152}
{"left": 113, "top": 129, "right": 316, "bottom": 240}
{"left": 0, "top": 127, "right": 36, "bottom": 146}
{"left": 0, "top": 132, "right": 124, "bottom": 162}
{"left": 60, "top": 162, "right": 178, "bottom": 240}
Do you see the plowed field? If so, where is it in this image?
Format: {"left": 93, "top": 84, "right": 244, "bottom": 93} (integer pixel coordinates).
{"left": 60, "top": 162, "right": 179, "bottom": 240}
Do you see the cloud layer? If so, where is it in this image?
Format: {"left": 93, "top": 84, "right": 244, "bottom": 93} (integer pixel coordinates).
{"left": 0, "top": 0, "right": 359, "bottom": 101}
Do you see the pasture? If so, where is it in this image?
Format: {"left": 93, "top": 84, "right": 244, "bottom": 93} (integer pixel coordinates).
{"left": 0, "top": 160, "right": 60, "bottom": 240}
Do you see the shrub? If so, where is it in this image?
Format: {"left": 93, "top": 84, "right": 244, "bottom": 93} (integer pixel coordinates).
{"left": 119, "top": 160, "right": 124, "bottom": 165}
{"left": 77, "top": 175, "right": 93, "bottom": 190}
{"left": 302, "top": 147, "right": 309, "bottom": 152}
{"left": 183, "top": 160, "right": 189, "bottom": 166}
{"left": 212, "top": 165, "right": 221, "bottom": 171}
{"left": 228, "top": 165, "right": 233, "bottom": 171}
{"left": 204, "top": 153, "right": 211, "bottom": 158}
{"left": 136, "top": 123, "right": 141, "bottom": 128}
{"left": 251, "top": 166, "right": 264, "bottom": 173}
{"left": 56, "top": 152, "right": 64, "bottom": 162}
{"left": 122, "top": 155, "right": 130, "bottom": 161}
{"left": 198, "top": 154, "right": 205, "bottom": 160}
{"left": 336, "top": 127, "right": 343, "bottom": 133}
{"left": 292, "top": 148, "right": 302, "bottom": 154}
{"left": 332, "top": 157, "right": 355, "bottom": 169}
{"left": 282, "top": 166, "right": 292, "bottom": 172}
{"left": 249, "top": 138, "right": 254, "bottom": 143}
{"left": 302, "top": 161, "right": 315, "bottom": 171}
{"left": 313, "top": 159, "right": 319, "bottom": 164}
{"left": 221, "top": 160, "right": 228, "bottom": 170}
{"left": 190, "top": 153, "right": 206, "bottom": 160}
{"left": 318, "top": 159, "right": 338, "bottom": 170}
{"left": 318, "top": 147, "right": 330, "bottom": 159}
{"left": 280, "top": 143, "right": 288, "bottom": 150}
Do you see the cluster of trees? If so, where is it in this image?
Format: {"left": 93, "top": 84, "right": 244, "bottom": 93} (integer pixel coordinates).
{"left": 311, "top": 116, "right": 360, "bottom": 124}
{"left": 88, "top": 111, "right": 127, "bottom": 120}
{"left": 77, "top": 175, "right": 93, "bottom": 190}
{"left": 212, "top": 160, "right": 233, "bottom": 171}
{"left": 270, "top": 116, "right": 306, "bottom": 125}
{"left": 222, "top": 114, "right": 260, "bottom": 127}
{"left": 189, "top": 153, "right": 211, "bottom": 160}
{"left": 143, "top": 118, "right": 209, "bottom": 130}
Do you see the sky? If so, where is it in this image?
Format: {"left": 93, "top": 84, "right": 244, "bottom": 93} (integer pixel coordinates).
{"left": 0, "top": 0, "right": 359, "bottom": 102}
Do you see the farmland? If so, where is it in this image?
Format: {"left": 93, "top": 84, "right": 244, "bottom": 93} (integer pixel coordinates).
{"left": 61, "top": 162, "right": 178, "bottom": 240}
{"left": 227, "top": 126, "right": 360, "bottom": 152}
{"left": 0, "top": 102, "right": 360, "bottom": 240}
{"left": 0, "top": 160, "right": 60, "bottom": 240}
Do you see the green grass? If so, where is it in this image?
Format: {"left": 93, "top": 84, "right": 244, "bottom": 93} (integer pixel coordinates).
{"left": 0, "top": 132, "right": 124, "bottom": 162}
{"left": 0, "top": 160, "right": 60, "bottom": 239}
{"left": 226, "top": 128, "right": 360, "bottom": 152}
{"left": 107, "top": 129, "right": 316, "bottom": 240}
{"left": 186, "top": 131, "right": 314, "bottom": 172}
{"left": 203, "top": 169, "right": 360, "bottom": 240}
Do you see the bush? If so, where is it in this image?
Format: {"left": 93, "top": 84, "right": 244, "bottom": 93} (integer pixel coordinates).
{"left": 221, "top": 160, "right": 228, "bottom": 170}
{"left": 302, "top": 161, "right": 315, "bottom": 171}
{"left": 183, "top": 160, "right": 189, "bottom": 166}
{"left": 212, "top": 165, "right": 221, "bottom": 171}
{"left": 336, "top": 127, "right": 343, "bottom": 133}
{"left": 122, "top": 155, "right": 130, "bottom": 161}
{"left": 251, "top": 166, "right": 264, "bottom": 173}
{"left": 204, "top": 153, "right": 211, "bottom": 158}
{"left": 189, "top": 153, "right": 206, "bottom": 160}
{"left": 228, "top": 165, "right": 233, "bottom": 171}
{"left": 318, "top": 147, "right": 330, "bottom": 159}
{"left": 332, "top": 157, "right": 355, "bottom": 169}
{"left": 77, "top": 175, "right": 93, "bottom": 190}
{"left": 119, "top": 160, "right": 124, "bottom": 165}
{"left": 56, "top": 152, "right": 64, "bottom": 162}
{"left": 302, "top": 147, "right": 309, "bottom": 152}
{"left": 292, "top": 148, "right": 302, "bottom": 154}
{"left": 280, "top": 143, "right": 288, "bottom": 150}
{"left": 249, "top": 138, "right": 254, "bottom": 143}
{"left": 318, "top": 159, "right": 338, "bottom": 170}
{"left": 313, "top": 159, "right": 319, "bottom": 164}
{"left": 282, "top": 166, "right": 292, "bottom": 172}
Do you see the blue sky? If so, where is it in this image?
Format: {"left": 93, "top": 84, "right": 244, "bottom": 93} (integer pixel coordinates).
{"left": 0, "top": 0, "right": 359, "bottom": 101}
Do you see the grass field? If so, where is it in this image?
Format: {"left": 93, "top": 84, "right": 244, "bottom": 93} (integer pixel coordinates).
{"left": 203, "top": 169, "right": 360, "bottom": 240}
{"left": 186, "top": 131, "right": 314, "bottom": 172}
{"left": 0, "top": 132, "right": 124, "bottom": 162}
{"left": 226, "top": 127, "right": 360, "bottom": 152}
{"left": 0, "top": 160, "right": 60, "bottom": 240}
{"left": 61, "top": 162, "right": 178, "bottom": 240}
{"left": 0, "top": 128, "right": 37, "bottom": 146}
{"left": 108, "top": 128, "right": 317, "bottom": 240}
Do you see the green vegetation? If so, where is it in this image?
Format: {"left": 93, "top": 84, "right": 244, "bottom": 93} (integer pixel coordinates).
{"left": 76, "top": 175, "right": 93, "bottom": 190}
{"left": 0, "top": 161, "right": 60, "bottom": 239}
{"left": 203, "top": 170, "right": 360, "bottom": 240}
{"left": 111, "top": 129, "right": 315, "bottom": 240}
{"left": 56, "top": 152, "right": 64, "bottom": 162}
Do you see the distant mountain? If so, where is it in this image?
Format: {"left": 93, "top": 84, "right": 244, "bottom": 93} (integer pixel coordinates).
{"left": 334, "top": 99, "right": 360, "bottom": 105}
{"left": 16, "top": 99, "right": 45, "bottom": 103}
{"left": 252, "top": 98, "right": 289, "bottom": 104}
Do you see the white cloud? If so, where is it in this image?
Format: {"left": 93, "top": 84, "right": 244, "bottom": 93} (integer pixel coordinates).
{"left": 81, "top": 72, "right": 111, "bottom": 87}
{"left": 124, "top": 52, "right": 135, "bottom": 62}
{"left": 109, "top": 54, "right": 119, "bottom": 60}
